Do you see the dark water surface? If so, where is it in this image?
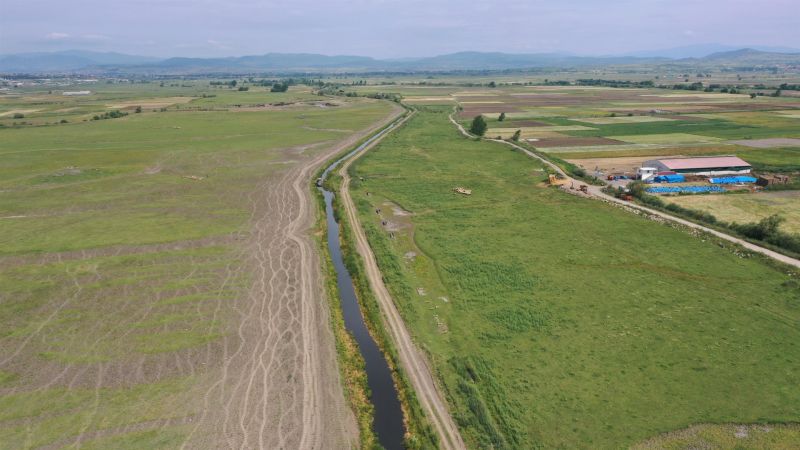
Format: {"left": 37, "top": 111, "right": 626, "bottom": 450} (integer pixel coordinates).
{"left": 318, "top": 121, "right": 405, "bottom": 450}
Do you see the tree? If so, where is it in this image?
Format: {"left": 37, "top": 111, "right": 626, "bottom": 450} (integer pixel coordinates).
{"left": 488, "top": 81, "right": 497, "bottom": 88}
{"left": 750, "top": 93, "right": 757, "bottom": 99}
{"left": 135, "top": 106, "right": 142, "bottom": 113}
{"left": 498, "top": 112, "right": 506, "bottom": 122}
{"left": 469, "top": 115, "right": 487, "bottom": 136}
{"left": 271, "top": 82, "right": 289, "bottom": 92}
{"left": 734, "top": 214, "right": 784, "bottom": 240}
{"left": 511, "top": 129, "right": 521, "bottom": 141}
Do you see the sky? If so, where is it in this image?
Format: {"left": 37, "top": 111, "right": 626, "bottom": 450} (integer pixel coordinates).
{"left": 1, "top": 0, "right": 798, "bottom": 58}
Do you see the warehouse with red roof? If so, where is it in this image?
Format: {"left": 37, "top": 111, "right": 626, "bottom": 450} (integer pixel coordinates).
{"left": 642, "top": 156, "right": 752, "bottom": 177}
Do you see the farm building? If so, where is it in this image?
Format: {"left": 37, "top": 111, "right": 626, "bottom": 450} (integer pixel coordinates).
{"left": 642, "top": 156, "right": 751, "bottom": 177}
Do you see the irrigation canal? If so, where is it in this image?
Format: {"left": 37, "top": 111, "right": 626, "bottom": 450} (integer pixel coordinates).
{"left": 318, "top": 121, "right": 405, "bottom": 450}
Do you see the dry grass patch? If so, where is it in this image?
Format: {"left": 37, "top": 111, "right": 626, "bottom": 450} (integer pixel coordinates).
{"left": 664, "top": 191, "right": 800, "bottom": 233}
{"left": 403, "top": 97, "right": 456, "bottom": 103}
{"left": 609, "top": 133, "right": 723, "bottom": 145}
{"left": 107, "top": 97, "right": 195, "bottom": 109}
{"left": 0, "top": 109, "right": 40, "bottom": 117}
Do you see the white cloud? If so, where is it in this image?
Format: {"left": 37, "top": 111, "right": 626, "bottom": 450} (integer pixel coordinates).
{"left": 82, "top": 34, "right": 110, "bottom": 40}
{"left": 45, "top": 32, "right": 70, "bottom": 40}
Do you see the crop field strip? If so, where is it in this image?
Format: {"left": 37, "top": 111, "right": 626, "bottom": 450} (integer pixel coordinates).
{"left": 349, "top": 106, "right": 800, "bottom": 448}
{"left": 437, "top": 84, "right": 800, "bottom": 173}
{"left": 0, "top": 83, "right": 396, "bottom": 448}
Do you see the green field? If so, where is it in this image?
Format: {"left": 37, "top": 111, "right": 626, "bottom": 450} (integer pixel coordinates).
{"left": 0, "top": 83, "right": 393, "bottom": 448}
{"left": 350, "top": 107, "right": 800, "bottom": 448}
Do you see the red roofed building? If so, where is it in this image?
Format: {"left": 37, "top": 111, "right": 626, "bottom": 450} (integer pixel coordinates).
{"left": 643, "top": 156, "right": 751, "bottom": 176}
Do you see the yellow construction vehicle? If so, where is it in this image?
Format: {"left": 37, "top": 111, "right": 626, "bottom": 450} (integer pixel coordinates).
{"left": 548, "top": 174, "right": 568, "bottom": 186}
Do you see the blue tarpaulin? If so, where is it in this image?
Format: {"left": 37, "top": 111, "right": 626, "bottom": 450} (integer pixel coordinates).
{"left": 652, "top": 174, "right": 686, "bottom": 183}
{"left": 647, "top": 186, "right": 727, "bottom": 194}
{"left": 709, "top": 176, "right": 757, "bottom": 184}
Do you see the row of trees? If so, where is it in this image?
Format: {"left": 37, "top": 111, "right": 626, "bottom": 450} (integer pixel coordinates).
{"left": 91, "top": 110, "right": 128, "bottom": 121}
{"left": 208, "top": 78, "right": 302, "bottom": 92}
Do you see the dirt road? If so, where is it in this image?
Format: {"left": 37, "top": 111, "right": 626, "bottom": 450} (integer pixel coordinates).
{"left": 451, "top": 113, "right": 800, "bottom": 269}
{"left": 184, "top": 103, "right": 403, "bottom": 449}
{"left": 339, "top": 111, "right": 467, "bottom": 450}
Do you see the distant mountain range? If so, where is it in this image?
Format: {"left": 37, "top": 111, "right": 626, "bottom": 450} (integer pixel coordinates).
{"left": 1, "top": 47, "right": 799, "bottom": 74}
{"left": 624, "top": 43, "right": 800, "bottom": 59}
{"left": 0, "top": 50, "right": 160, "bottom": 72}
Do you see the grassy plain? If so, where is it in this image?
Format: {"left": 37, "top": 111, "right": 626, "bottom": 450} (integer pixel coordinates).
{"left": 0, "top": 82, "right": 393, "bottom": 447}
{"left": 351, "top": 107, "right": 800, "bottom": 448}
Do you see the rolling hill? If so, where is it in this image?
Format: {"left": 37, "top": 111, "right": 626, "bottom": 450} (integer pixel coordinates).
{"left": 1, "top": 48, "right": 798, "bottom": 74}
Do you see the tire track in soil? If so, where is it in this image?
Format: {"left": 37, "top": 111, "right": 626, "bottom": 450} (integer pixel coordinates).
{"left": 183, "top": 103, "right": 403, "bottom": 449}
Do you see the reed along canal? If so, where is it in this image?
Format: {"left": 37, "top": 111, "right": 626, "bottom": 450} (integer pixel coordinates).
{"left": 318, "top": 122, "right": 405, "bottom": 450}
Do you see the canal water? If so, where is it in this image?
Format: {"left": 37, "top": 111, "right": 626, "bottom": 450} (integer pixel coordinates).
{"left": 318, "top": 121, "right": 405, "bottom": 450}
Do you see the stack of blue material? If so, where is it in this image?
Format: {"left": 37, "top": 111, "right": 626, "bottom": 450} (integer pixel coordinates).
{"left": 652, "top": 174, "right": 686, "bottom": 183}
{"left": 646, "top": 186, "right": 727, "bottom": 194}
{"left": 709, "top": 176, "right": 757, "bottom": 184}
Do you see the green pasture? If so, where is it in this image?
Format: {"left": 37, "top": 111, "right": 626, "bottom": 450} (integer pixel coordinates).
{"left": 0, "top": 97, "right": 389, "bottom": 254}
{"left": 351, "top": 107, "right": 800, "bottom": 449}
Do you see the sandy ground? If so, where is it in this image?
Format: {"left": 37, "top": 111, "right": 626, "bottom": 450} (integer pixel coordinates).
{"left": 342, "top": 112, "right": 467, "bottom": 450}
{"left": 567, "top": 155, "right": 672, "bottom": 174}
{"left": 181, "top": 104, "right": 404, "bottom": 449}
{"left": 107, "top": 97, "right": 195, "bottom": 109}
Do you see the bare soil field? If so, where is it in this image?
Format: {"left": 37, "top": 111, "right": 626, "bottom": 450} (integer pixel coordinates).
{"left": 458, "top": 105, "right": 521, "bottom": 118}
{"left": 730, "top": 138, "right": 800, "bottom": 148}
{"left": 567, "top": 155, "right": 667, "bottom": 173}
{"left": 176, "top": 105, "right": 405, "bottom": 449}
